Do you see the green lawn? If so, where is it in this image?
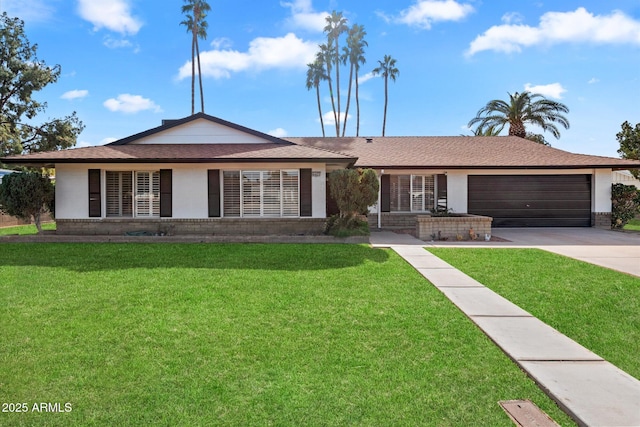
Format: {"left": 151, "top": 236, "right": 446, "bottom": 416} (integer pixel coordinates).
{"left": 429, "top": 248, "right": 640, "bottom": 380}
{"left": 0, "top": 222, "right": 56, "bottom": 236}
{"left": 624, "top": 218, "right": 640, "bottom": 231}
{"left": 0, "top": 244, "right": 574, "bottom": 426}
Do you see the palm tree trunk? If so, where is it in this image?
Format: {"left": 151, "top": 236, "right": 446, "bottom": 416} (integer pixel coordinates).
{"left": 382, "top": 76, "right": 388, "bottom": 136}
{"left": 195, "top": 37, "right": 205, "bottom": 113}
{"left": 355, "top": 72, "right": 360, "bottom": 137}
{"left": 190, "top": 33, "right": 196, "bottom": 115}
{"left": 341, "top": 63, "right": 354, "bottom": 137}
{"left": 316, "top": 85, "right": 325, "bottom": 137}
{"left": 335, "top": 50, "right": 341, "bottom": 136}
{"left": 326, "top": 76, "right": 338, "bottom": 137}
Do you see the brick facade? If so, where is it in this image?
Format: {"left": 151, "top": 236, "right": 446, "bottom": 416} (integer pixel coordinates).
{"left": 56, "top": 218, "right": 327, "bottom": 236}
{"left": 416, "top": 215, "right": 493, "bottom": 241}
{"left": 592, "top": 212, "right": 612, "bottom": 229}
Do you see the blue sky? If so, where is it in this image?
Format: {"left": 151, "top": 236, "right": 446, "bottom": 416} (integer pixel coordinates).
{"left": 3, "top": 0, "right": 640, "bottom": 157}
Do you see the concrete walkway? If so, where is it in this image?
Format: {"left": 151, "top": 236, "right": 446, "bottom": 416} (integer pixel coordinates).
{"left": 370, "top": 231, "right": 640, "bottom": 427}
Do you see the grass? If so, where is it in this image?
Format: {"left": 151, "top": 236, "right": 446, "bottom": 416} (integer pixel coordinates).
{"left": 623, "top": 218, "right": 640, "bottom": 231}
{"left": 0, "top": 222, "right": 56, "bottom": 236}
{"left": 0, "top": 244, "right": 575, "bottom": 426}
{"left": 428, "top": 248, "right": 640, "bottom": 380}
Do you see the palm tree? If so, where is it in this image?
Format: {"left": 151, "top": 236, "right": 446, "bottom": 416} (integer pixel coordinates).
{"left": 323, "top": 11, "right": 348, "bottom": 136}
{"left": 372, "top": 54, "right": 399, "bottom": 137}
{"left": 341, "top": 24, "right": 367, "bottom": 137}
{"left": 318, "top": 44, "right": 337, "bottom": 136}
{"left": 306, "top": 58, "right": 328, "bottom": 137}
{"left": 180, "top": 0, "right": 211, "bottom": 115}
{"left": 468, "top": 91, "right": 570, "bottom": 140}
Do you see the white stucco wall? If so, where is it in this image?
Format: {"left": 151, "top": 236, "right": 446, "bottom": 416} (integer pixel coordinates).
{"left": 593, "top": 168, "right": 613, "bottom": 212}
{"left": 55, "top": 162, "right": 328, "bottom": 219}
{"left": 446, "top": 171, "right": 468, "bottom": 213}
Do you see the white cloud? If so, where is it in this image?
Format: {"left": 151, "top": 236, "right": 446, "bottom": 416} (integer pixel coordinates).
{"left": 177, "top": 33, "right": 317, "bottom": 80}
{"left": 77, "top": 0, "right": 142, "bottom": 35}
{"left": 2, "top": 0, "right": 55, "bottom": 23}
{"left": 268, "top": 128, "right": 288, "bottom": 138}
{"left": 61, "top": 90, "right": 89, "bottom": 100}
{"left": 359, "top": 72, "right": 377, "bottom": 84}
{"left": 501, "top": 12, "right": 524, "bottom": 25}
{"left": 76, "top": 140, "right": 93, "bottom": 148}
{"left": 210, "top": 38, "right": 233, "bottom": 49}
{"left": 322, "top": 111, "right": 351, "bottom": 126}
{"left": 103, "top": 36, "right": 139, "bottom": 51}
{"left": 103, "top": 94, "right": 162, "bottom": 114}
{"left": 101, "top": 137, "right": 118, "bottom": 145}
{"left": 281, "top": 0, "right": 328, "bottom": 32}
{"left": 524, "top": 83, "right": 567, "bottom": 99}
{"left": 396, "top": 0, "right": 475, "bottom": 29}
{"left": 588, "top": 77, "right": 600, "bottom": 84}
{"left": 467, "top": 7, "right": 640, "bottom": 56}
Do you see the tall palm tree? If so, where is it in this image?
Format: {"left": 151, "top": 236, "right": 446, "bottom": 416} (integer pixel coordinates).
{"left": 306, "top": 58, "right": 328, "bottom": 137}
{"left": 468, "top": 91, "right": 570, "bottom": 140}
{"left": 318, "top": 44, "right": 337, "bottom": 136}
{"left": 323, "top": 11, "right": 348, "bottom": 136}
{"left": 372, "top": 54, "right": 399, "bottom": 137}
{"left": 180, "top": 0, "right": 211, "bottom": 115}
{"left": 341, "top": 24, "right": 367, "bottom": 137}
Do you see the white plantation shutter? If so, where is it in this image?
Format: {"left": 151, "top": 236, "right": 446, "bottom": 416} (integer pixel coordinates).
{"left": 411, "top": 175, "right": 425, "bottom": 212}
{"left": 106, "top": 171, "right": 132, "bottom": 217}
{"left": 282, "top": 170, "right": 299, "bottom": 217}
{"left": 135, "top": 171, "right": 160, "bottom": 217}
{"left": 242, "top": 171, "right": 261, "bottom": 217}
{"left": 223, "top": 171, "right": 241, "bottom": 217}
{"left": 262, "top": 171, "right": 281, "bottom": 217}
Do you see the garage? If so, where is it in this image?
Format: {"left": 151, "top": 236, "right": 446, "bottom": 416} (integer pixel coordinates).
{"left": 468, "top": 175, "right": 592, "bottom": 227}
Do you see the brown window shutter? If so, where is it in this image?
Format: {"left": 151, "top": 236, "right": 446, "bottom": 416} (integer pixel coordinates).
{"left": 300, "top": 168, "right": 312, "bottom": 217}
{"left": 160, "top": 169, "right": 172, "bottom": 217}
{"left": 208, "top": 169, "right": 221, "bottom": 217}
{"left": 88, "top": 169, "right": 101, "bottom": 217}
{"left": 380, "top": 174, "right": 390, "bottom": 212}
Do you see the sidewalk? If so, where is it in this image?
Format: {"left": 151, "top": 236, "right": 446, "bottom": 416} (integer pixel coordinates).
{"left": 371, "top": 231, "right": 640, "bottom": 427}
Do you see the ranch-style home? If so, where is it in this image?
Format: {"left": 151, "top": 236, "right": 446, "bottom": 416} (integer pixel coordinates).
{"left": 2, "top": 113, "right": 639, "bottom": 236}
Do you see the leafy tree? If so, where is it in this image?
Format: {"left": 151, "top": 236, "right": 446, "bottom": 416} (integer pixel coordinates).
{"left": 468, "top": 91, "right": 569, "bottom": 140}
{"left": 323, "top": 11, "right": 349, "bottom": 136}
{"left": 372, "top": 55, "right": 399, "bottom": 137}
{"left": 342, "top": 24, "right": 367, "bottom": 137}
{"left": 611, "top": 183, "right": 640, "bottom": 229}
{"left": 328, "top": 168, "right": 379, "bottom": 225}
{"left": 181, "top": 0, "right": 211, "bottom": 115}
{"left": 0, "top": 12, "right": 84, "bottom": 157}
{"left": 305, "top": 58, "right": 328, "bottom": 137}
{"left": 0, "top": 171, "right": 54, "bottom": 233}
{"left": 616, "top": 121, "right": 640, "bottom": 179}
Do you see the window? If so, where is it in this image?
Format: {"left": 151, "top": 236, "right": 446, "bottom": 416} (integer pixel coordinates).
{"left": 390, "top": 174, "right": 435, "bottom": 212}
{"left": 223, "top": 170, "right": 299, "bottom": 217}
{"left": 106, "top": 171, "right": 159, "bottom": 217}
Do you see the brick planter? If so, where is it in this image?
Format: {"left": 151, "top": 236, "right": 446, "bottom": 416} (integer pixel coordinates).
{"left": 416, "top": 214, "right": 492, "bottom": 241}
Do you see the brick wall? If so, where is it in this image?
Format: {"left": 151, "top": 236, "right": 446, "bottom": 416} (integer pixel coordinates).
{"left": 56, "top": 218, "right": 327, "bottom": 236}
{"left": 592, "top": 212, "right": 612, "bottom": 229}
{"left": 416, "top": 215, "right": 493, "bottom": 241}
{"left": 367, "top": 213, "right": 417, "bottom": 229}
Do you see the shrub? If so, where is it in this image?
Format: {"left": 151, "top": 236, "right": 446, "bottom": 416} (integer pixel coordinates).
{"left": 0, "top": 171, "right": 54, "bottom": 233}
{"left": 611, "top": 183, "right": 640, "bottom": 229}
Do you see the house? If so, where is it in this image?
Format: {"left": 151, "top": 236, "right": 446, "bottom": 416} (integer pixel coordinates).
{"left": 2, "top": 113, "right": 639, "bottom": 235}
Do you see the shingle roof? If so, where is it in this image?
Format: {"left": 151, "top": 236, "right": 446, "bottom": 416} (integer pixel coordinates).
{"left": 1, "top": 143, "right": 356, "bottom": 166}
{"left": 286, "top": 136, "right": 640, "bottom": 169}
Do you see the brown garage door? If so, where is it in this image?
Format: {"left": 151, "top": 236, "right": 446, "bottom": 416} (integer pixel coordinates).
{"left": 468, "top": 175, "right": 592, "bottom": 227}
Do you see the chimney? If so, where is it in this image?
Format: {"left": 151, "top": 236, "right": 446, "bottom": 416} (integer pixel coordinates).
{"left": 365, "top": 138, "right": 373, "bottom": 143}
